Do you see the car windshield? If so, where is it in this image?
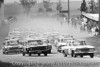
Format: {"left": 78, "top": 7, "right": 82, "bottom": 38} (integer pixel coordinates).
{"left": 28, "top": 40, "right": 43, "bottom": 45}
{"left": 73, "top": 41, "right": 86, "bottom": 46}
{"left": 7, "top": 41, "right": 18, "bottom": 46}
{"left": 58, "top": 39, "right": 67, "bottom": 42}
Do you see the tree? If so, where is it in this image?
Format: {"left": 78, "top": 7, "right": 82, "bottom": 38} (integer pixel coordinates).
{"left": 56, "top": 0, "right": 62, "bottom": 13}
{"left": 43, "top": 0, "right": 52, "bottom": 12}
{"left": 19, "top": 0, "right": 36, "bottom": 15}
{"left": 0, "top": 0, "right": 4, "bottom": 8}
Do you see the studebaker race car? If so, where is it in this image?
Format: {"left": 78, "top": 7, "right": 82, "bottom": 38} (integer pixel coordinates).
{"left": 61, "top": 39, "right": 96, "bottom": 58}
{"left": 2, "top": 38, "right": 23, "bottom": 54}
{"left": 22, "top": 38, "right": 50, "bottom": 56}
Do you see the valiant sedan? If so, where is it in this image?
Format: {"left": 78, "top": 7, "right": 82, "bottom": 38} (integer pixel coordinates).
{"left": 61, "top": 40, "right": 96, "bottom": 58}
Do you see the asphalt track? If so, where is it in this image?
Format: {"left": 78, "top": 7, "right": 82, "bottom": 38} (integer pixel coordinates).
{"left": 0, "top": 13, "right": 100, "bottom": 67}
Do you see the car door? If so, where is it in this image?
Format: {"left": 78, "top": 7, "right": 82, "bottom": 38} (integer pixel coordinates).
{"left": 67, "top": 40, "right": 74, "bottom": 55}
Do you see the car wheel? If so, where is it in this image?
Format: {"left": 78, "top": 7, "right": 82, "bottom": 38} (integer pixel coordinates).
{"left": 73, "top": 54, "right": 77, "bottom": 58}
{"left": 29, "top": 53, "right": 31, "bottom": 56}
{"left": 22, "top": 52, "right": 25, "bottom": 56}
{"left": 49, "top": 50, "right": 51, "bottom": 53}
{"left": 3, "top": 51, "right": 5, "bottom": 54}
{"left": 90, "top": 54, "right": 94, "bottom": 58}
{"left": 3, "top": 52, "right": 8, "bottom": 54}
{"left": 38, "top": 53, "right": 41, "bottom": 56}
{"left": 63, "top": 50, "right": 67, "bottom": 57}
{"left": 48, "top": 50, "right": 51, "bottom": 53}
{"left": 44, "top": 53, "right": 47, "bottom": 56}
{"left": 80, "top": 55, "right": 83, "bottom": 58}
{"left": 64, "top": 54, "right": 67, "bottom": 57}
{"left": 71, "top": 51, "right": 74, "bottom": 57}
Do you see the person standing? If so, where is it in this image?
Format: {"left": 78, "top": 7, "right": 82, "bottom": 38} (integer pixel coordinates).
{"left": 95, "top": 26, "right": 99, "bottom": 36}
{"left": 80, "top": 0, "right": 87, "bottom": 13}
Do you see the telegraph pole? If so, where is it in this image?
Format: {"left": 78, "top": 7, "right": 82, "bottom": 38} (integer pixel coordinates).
{"left": 68, "top": 0, "right": 70, "bottom": 23}
{"left": 98, "top": 0, "right": 100, "bottom": 35}
{"left": 0, "top": 0, "right": 4, "bottom": 21}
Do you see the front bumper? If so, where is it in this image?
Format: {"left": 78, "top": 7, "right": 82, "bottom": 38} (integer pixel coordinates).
{"left": 74, "top": 52, "right": 95, "bottom": 55}
{"left": 26, "top": 50, "right": 48, "bottom": 54}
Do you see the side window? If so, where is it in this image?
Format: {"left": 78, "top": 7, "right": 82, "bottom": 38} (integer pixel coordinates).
{"left": 80, "top": 41, "right": 86, "bottom": 45}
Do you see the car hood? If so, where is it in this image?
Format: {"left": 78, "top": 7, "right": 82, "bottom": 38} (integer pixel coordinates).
{"left": 25, "top": 44, "right": 47, "bottom": 48}
{"left": 62, "top": 45, "right": 95, "bottom": 50}
{"left": 4, "top": 46, "right": 18, "bottom": 48}
{"left": 75, "top": 45, "right": 94, "bottom": 49}
{"left": 58, "top": 42, "right": 66, "bottom": 46}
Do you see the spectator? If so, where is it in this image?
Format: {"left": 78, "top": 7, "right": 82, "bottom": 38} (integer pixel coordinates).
{"left": 81, "top": 17, "right": 87, "bottom": 28}
{"left": 80, "top": 0, "right": 87, "bottom": 13}
{"left": 95, "top": 26, "right": 99, "bottom": 36}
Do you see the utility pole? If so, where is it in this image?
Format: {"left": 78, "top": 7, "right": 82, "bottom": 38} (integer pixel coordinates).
{"left": 98, "top": 0, "right": 100, "bottom": 35}
{"left": 0, "top": 0, "right": 4, "bottom": 21}
{"left": 68, "top": 0, "right": 70, "bottom": 23}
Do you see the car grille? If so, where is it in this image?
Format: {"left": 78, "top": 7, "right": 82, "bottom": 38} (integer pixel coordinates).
{"left": 81, "top": 48, "right": 89, "bottom": 52}
{"left": 29, "top": 46, "right": 47, "bottom": 51}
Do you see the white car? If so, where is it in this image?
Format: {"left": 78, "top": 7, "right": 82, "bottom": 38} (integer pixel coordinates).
{"left": 2, "top": 39, "right": 23, "bottom": 54}
{"left": 61, "top": 40, "right": 96, "bottom": 58}
{"left": 55, "top": 35, "right": 74, "bottom": 52}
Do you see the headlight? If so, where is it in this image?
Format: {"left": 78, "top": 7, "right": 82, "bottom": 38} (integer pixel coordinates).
{"left": 89, "top": 48, "right": 95, "bottom": 52}
{"left": 46, "top": 46, "right": 48, "bottom": 49}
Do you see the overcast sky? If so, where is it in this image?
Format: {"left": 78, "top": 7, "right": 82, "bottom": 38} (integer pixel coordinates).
{"left": 5, "top": 0, "right": 93, "bottom": 4}
{"left": 4, "top": 0, "right": 83, "bottom": 3}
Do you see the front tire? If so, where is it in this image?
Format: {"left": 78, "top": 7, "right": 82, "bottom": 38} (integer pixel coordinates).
{"left": 71, "top": 51, "right": 74, "bottom": 57}
{"left": 64, "top": 54, "right": 67, "bottom": 57}
{"left": 80, "top": 55, "right": 83, "bottom": 58}
{"left": 44, "top": 53, "right": 47, "bottom": 56}
{"left": 48, "top": 50, "right": 51, "bottom": 53}
{"left": 3, "top": 52, "right": 8, "bottom": 54}
{"left": 22, "top": 52, "right": 25, "bottom": 56}
{"left": 38, "top": 53, "right": 41, "bottom": 56}
{"left": 74, "top": 54, "right": 77, "bottom": 58}
{"left": 63, "top": 50, "right": 67, "bottom": 57}
{"left": 90, "top": 54, "right": 94, "bottom": 58}
{"left": 29, "top": 53, "right": 32, "bottom": 56}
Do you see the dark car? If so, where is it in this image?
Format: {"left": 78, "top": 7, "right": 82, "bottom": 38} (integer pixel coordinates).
{"left": 22, "top": 38, "right": 49, "bottom": 56}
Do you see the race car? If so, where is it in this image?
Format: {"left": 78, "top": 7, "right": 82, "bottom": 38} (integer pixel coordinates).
{"left": 2, "top": 38, "right": 23, "bottom": 54}
{"left": 55, "top": 35, "right": 74, "bottom": 52}
{"left": 61, "top": 39, "right": 96, "bottom": 58}
{"left": 22, "top": 38, "right": 50, "bottom": 56}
